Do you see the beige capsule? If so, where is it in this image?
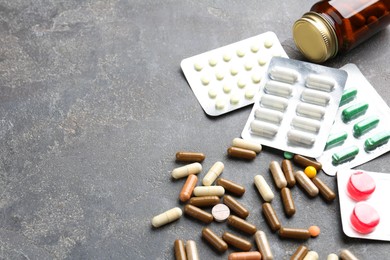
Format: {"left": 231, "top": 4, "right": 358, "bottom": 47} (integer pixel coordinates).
{"left": 295, "top": 171, "right": 319, "bottom": 197}
{"left": 203, "top": 161, "right": 224, "bottom": 186}
{"left": 216, "top": 178, "right": 245, "bottom": 196}
{"left": 227, "top": 215, "right": 257, "bottom": 235}
{"left": 232, "top": 138, "right": 262, "bottom": 153}
{"left": 222, "top": 231, "right": 252, "bottom": 251}
{"left": 339, "top": 249, "right": 359, "bottom": 260}
{"left": 185, "top": 240, "right": 199, "bottom": 260}
{"left": 151, "top": 207, "right": 182, "bottom": 228}
{"left": 254, "top": 230, "right": 273, "bottom": 260}
{"left": 184, "top": 204, "right": 213, "bottom": 224}
{"left": 172, "top": 163, "right": 202, "bottom": 179}
{"left": 282, "top": 159, "right": 296, "bottom": 187}
{"left": 174, "top": 240, "right": 187, "bottom": 260}
{"left": 269, "top": 161, "right": 287, "bottom": 189}
{"left": 193, "top": 186, "right": 225, "bottom": 197}
{"left": 254, "top": 175, "right": 274, "bottom": 202}
{"left": 262, "top": 202, "right": 281, "bottom": 232}
{"left": 303, "top": 251, "right": 319, "bottom": 260}
{"left": 223, "top": 195, "right": 249, "bottom": 219}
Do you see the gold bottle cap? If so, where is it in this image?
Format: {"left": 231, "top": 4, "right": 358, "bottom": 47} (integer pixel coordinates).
{"left": 293, "top": 12, "right": 338, "bottom": 63}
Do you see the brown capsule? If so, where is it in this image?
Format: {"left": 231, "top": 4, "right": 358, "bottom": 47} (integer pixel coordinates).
{"left": 216, "top": 178, "right": 245, "bottom": 196}
{"left": 189, "top": 196, "right": 220, "bottom": 207}
{"left": 295, "top": 171, "right": 319, "bottom": 197}
{"left": 269, "top": 161, "right": 288, "bottom": 189}
{"left": 339, "top": 249, "right": 359, "bottom": 260}
{"left": 228, "top": 251, "right": 261, "bottom": 260}
{"left": 222, "top": 231, "right": 252, "bottom": 251}
{"left": 223, "top": 195, "right": 249, "bottom": 219}
{"left": 281, "top": 187, "right": 296, "bottom": 217}
{"left": 254, "top": 230, "right": 273, "bottom": 260}
{"left": 290, "top": 245, "right": 308, "bottom": 260}
{"left": 311, "top": 176, "right": 336, "bottom": 202}
{"left": 278, "top": 227, "right": 311, "bottom": 240}
{"left": 227, "top": 147, "right": 256, "bottom": 160}
{"left": 293, "top": 155, "right": 322, "bottom": 171}
{"left": 262, "top": 202, "right": 281, "bottom": 232}
{"left": 176, "top": 151, "right": 205, "bottom": 162}
{"left": 174, "top": 240, "right": 187, "bottom": 260}
{"left": 227, "top": 215, "right": 257, "bottom": 235}
{"left": 179, "top": 175, "right": 198, "bottom": 202}
{"left": 282, "top": 159, "right": 296, "bottom": 187}
{"left": 184, "top": 204, "right": 213, "bottom": 224}
{"left": 202, "top": 227, "right": 228, "bottom": 253}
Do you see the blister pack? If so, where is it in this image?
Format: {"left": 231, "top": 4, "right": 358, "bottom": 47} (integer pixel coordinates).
{"left": 337, "top": 169, "right": 390, "bottom": 241}
{"left": 181, "top": 32, "right": 288, "bottom": 116}
{"left": 241, "top": 57, "right": 348, "bottom": 157}
{"left": 317, "top": 64, "right": 390, "bottom": 176}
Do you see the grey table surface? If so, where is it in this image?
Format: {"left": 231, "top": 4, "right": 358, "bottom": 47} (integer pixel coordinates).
{"left": 1, "top": 1, "right": 390, "bottom": 259}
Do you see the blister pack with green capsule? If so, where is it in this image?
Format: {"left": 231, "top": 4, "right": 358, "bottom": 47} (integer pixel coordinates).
{"left": 317, "top": 64, "right": 390, "bottom": 176}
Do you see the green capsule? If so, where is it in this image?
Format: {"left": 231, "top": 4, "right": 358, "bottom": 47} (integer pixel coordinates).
{"left": 325, "top": 131, "right": 348, "bottom": 150}
{"left": 365, "top": 131, "right": 390, "bottom": 151}
{"left": 332, "top": 146, "right": 359, "bottom": 164}
{"left": 342, "top": 102, "right": 369, "bottom": 122}
{"left": 353, "top": 116, "right": 380, "bottom": 137}
{"left": 340, "top": 88, "right": 357, "bottom": 106}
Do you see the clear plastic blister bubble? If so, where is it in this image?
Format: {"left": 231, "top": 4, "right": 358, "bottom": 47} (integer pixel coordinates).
{"left": 180, "top": 32, "right": 288, "bottom": 116}
{"left": 337, "top": 169, "right": 390, "bottom": 241}
{"left": 317, "top": 64, "right": 390, "bottom": 176}
{"left": 241, "top": 57, "right": 348, "bottom": 157}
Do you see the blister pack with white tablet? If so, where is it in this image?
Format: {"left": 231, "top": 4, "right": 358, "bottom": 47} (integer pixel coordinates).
{"left": 337, "top": 169, "right": 390, "bottom": 241}
{"left": 317, "top": 64, "right": 390, "bottom": 176}
{"left": 241, "top": 57, "right": 348, "bottom": 157}
{"left": 180, "top": 32, "right": 288, "bottom": 116}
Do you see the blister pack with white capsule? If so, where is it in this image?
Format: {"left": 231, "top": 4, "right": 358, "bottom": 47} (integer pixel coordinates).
{"left": 180, "top": 32, "right": 288, "bottom": 116}
{"left": 337, "top": 169, "right": 390, "bottom": 241}
{"left": 241, "top": 57, "right": 347, "bottom": 157}
{"left": 317, "top": 64, "right": 390, "bottom": 176}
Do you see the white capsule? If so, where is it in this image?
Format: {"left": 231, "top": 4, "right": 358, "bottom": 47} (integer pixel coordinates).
{"left": 254, "top": 175, "right": 274, "bottom": 202}
{"left": 250, "top": 120, "right": 279, "bottom": 138}
{"left": 260, "top": 94, "right": 289, "bottom": 111}
{"left": 202, "top": 161, "right": 224, "bottom": 186}
{"left": 303, "top": 250, "right": 319, "bottom": 260}
{"left": 186, "top": 240, "right": 200, "bottom": 260}
{"left": 306, "top": 74, "right": 336, "bottom": 92}
{"left": 232, "top": 138, "right": 262, "bottom": 153}
{"left": 151, "top": 207, "right": 182, "bottom": 228}
{"left": 327, "top": 253, "right": 339, "bottom": 260}
{"left": 301, "top": 89, "right": 331, "bottom": 106}
{"left": 264, "top": 80, "right": 293, "bottom": 97}
{"left": 193, "top": 186, "right": 225, "bottom": 197}
{"left": 269, "top": 66, "right": 299, "bottom": 84}
{"left": 255, "top": 107, "right": 284, "bottom": 125}
{"left": 287, "top": 129, "right": 316, "bottom": 146}
{"left": 296, "top": 103, "right": 326, "bottom": 120}
{"left": 171, "top": 163, "right": 202, "bottom": 179}
{"left": 291, "top": 116, "right": 321, "bottom": 133}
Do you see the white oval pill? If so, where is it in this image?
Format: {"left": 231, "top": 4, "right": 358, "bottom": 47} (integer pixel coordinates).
{"left": 212, "top": 203, "right": 230, "bottom": 222}
{"left": 151, "top": 207, "right": 182, "bottom": 228}
{"left": 264, "top": 38, "right": 274, "bottom": 48}
{"left": 250, "top": 120, "right": 279, "bottom": 138}
{"left": 296, "top": 103, "right": 326, "bottom": 120}
{"left": 223, "top": 84, "right": 232, "bottom": 94}
{"left": 264, "top": 80, "right": 293, "bottom": 97}
{"left": 254, "top": 175, "right": 274, "bottom": 202}
{"left": 269, "top": 66, "right": 299, "bottom": 84}
{"left": 287, "top": 129, "right": 316, "bottom": 146}
{"left": 208, "top": 88, "right": 218, "bottom": 99}
{"left": 232, "top": 138, "right": 262, "bottom": 153}
{"left": 172, "top": 163, "right": 202, "bottom": 179}
{"left": 301, "top": 89, "right": 331, "bottom": 106}
{"left": 193, "top": 186, "right": 225, "bottom": 197}
{"left": 194, "top": 63, "right": 203, "bottom": 71}
{"left": 291, "top": 116, "right": 321, "bottom": 133}
{"left": 258, "top": 56, "right": 268, "bottom": 66}
{"left": 260, "top": 94, "right": 289, "bottom": 111}
{"left": 245, "top": 89, "right": 256, "bottom": 100}
{"left": 236, "top": 49, "right": 245, "bottom": 57}
{"left": 251, "top": 44, "right": 260, "bottom": 53}
{"left": 252, "top": 74, "right": 262, "bottom": 84}
{"left": 255, "top": 107, "right": 284, "bottom": 124}
{"left": 201, "top": 76, "right": 210, "bottom": 86}
{"left": 230, "top": 94, "right": 240, "bottom": 105}
{"left": 215, "top": 71, "right": 224, "bottom": 81}
{"left": 306, "top": 74, "right": 336, "bottom": 92}
{"left": 223, "top": 54, "right": 232, "bottom": 62}
{"left": 209, "top": 58, "right": 218, "bottom": 67}
{"left": 303, "top": 250, "right": 319, "bottom": 260}
{"left": 203, "top": 161, "right": 224, "bottom": 186}
{"left": 215, "top": 99, "right": 226, "bottom": 110}
{"left": 237, "top": 78, "right": 246, "bottom": 89}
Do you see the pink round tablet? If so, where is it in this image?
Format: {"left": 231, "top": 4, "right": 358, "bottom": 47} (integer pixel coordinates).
{"left": 350, "top": 202, "right": 380, "bottom": 234}
{"left": 347, "top": 171, "right": 376, "bottom": 201}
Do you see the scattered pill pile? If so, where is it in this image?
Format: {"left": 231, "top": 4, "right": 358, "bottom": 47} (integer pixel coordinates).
{"left": 150, "top": 138, "right": 363, "bottom": 259}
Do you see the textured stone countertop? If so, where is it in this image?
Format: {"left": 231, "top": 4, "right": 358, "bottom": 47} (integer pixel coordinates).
{"left": 1, "top": 1, "right": 389, "bottom": 259}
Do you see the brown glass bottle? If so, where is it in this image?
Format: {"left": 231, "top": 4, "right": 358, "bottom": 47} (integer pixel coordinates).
{"left": 293, "top": 0, "right": 390, "bottom": 62}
